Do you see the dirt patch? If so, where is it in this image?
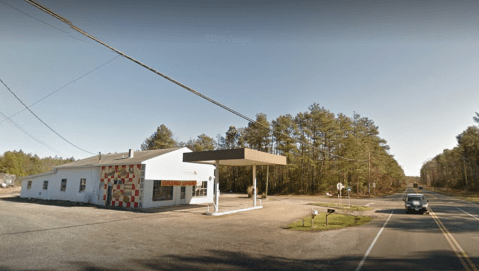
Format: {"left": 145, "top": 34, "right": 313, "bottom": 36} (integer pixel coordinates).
{"left": 0, "top": 186, "right": 21, "bottom": 194}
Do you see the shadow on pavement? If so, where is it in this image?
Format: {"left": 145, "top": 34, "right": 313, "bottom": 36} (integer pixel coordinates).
{"left": 0, "top": 249, "right": 473, "bottom": 271}
{"left": 374, "top": 208, "right": 479, "bottom": 234}
{"left": 0, "top": 196, "right": 206, "bottom": 214}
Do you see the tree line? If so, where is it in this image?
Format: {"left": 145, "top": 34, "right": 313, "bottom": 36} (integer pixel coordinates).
{"left": 0, "top": 150, "right": 74, "bottom": 178}
{"left": 420, "top": 112, "right": 479, "bottom": 191}
{"left": 142, "top": 103, "right": 405, "bottom": 195}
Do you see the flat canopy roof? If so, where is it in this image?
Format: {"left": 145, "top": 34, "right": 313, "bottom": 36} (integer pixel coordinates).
{"left": 183, "top": 148, "right": 287, "bottom": 166}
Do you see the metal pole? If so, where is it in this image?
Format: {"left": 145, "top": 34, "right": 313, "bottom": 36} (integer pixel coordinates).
{"left": 340, "top": 188, "right": 342, "bottom": 206}
{"left": 348, "top": 190, "right": 351, "bottom": 208}
{"left": 265, "top": 165, "right": 269, "bottom": 199}
{"left": 214, "top": 160, "right": 219, "bottom": 213}
{"left": 253, "top": 164, "right": 257, "bottom": 207}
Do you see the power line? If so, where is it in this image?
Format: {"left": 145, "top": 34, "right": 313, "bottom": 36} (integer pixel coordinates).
{"left": 0, "top": 110, "right": 58, "bottom": 153}
{"left": 25, "top": 0, "right": 366, "bottom": 162}
{"left": 1, "top": 55, "right": 121, "bottom": 124}
{"left": 0, "top": 78, "right": 95, "bottom": 155}
{"left": 0, "top": 0, "right": 106, "bottom": 50}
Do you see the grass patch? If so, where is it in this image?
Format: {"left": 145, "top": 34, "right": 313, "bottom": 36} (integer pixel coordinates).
{"left": 309, "top": 203, "right": 371, "bottom": 211}
{"left": 287, "top": 213, "right": 373, "bottom": 231}
{"left": 428, "top": 187, "right": 479, "bottom": 204}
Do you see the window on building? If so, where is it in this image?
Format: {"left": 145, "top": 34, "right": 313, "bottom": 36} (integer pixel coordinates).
{"left": 43, "top": 180, "right": 48, "bottom": 190}
{"left": 27, "top": 181, "right": 32, "bottom": 189}
{"left": 152, "top": 180, "right": 173, "bottom": 201}
{"left": 60, "top": 179, "right": 67, "bottom": 191}
{"left": 79, "top": 178, "right": 86, "bottom": 192}
{"left": 194, "top": 181, "right": 207, "bottom": 197}
{"left": 180, "top": 186, "right": 186, "bottom": 199}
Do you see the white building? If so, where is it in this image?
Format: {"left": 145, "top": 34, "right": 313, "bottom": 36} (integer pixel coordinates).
{"left": 20, "top": 148, "right": 215, "bottom": 208}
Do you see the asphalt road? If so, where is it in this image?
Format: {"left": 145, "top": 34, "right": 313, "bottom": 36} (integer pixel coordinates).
{"left": 356, "top": 186, "right": 479, "bottom": 271}
{"left": 0, "top": 186, "right": 478, "bottom": 270}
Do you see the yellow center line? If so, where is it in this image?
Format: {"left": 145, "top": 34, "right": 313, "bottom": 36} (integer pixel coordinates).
{"left": 429, "top": 208, "right": 478, "bottom": 271}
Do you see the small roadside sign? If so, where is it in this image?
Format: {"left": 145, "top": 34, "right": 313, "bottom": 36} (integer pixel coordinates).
{"left": 347, "top": 187, "right": 351, "bottom": 192}
{"left": 337, "top": 182, "right": 344, "bottom": 190}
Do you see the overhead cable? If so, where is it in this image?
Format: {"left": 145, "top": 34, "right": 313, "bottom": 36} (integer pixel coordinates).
{"left": 0, "top": 78, "right": 95, "bottom": 155}
{"left": 25, "top": 0, "right": 365, "bottom": 162}
{"left": 0, "top": 110, "right": 58, "bottom": 153}
{"left": 0, "top": 0, "right": 106, "bottom": 50}
{"left": 1, "top": 55, "right": 120, "bottom": 124}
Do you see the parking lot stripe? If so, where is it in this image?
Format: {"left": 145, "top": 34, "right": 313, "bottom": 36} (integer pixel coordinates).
{"left": 429, "top": 209, "right": 478, "bottom": 271}
{"left": 355, "top": 211, "right": 393, "bottom": 271}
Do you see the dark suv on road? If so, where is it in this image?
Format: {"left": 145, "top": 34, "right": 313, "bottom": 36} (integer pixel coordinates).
{"left": 404, "top": 193, "right": 429, "bottom": 214}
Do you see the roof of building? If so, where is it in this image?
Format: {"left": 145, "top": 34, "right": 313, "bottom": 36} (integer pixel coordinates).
{"left": 21, "top": 148, "right": 183, "bottom": 181}
{"left": 54, "top": 148, "right": 181, "bottom": 169}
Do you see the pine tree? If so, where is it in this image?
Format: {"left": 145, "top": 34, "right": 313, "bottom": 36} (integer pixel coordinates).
{"left": 140, "top": 124, "right": 178, "bottom": 150}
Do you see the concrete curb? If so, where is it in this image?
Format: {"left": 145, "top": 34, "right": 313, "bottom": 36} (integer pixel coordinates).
{"left": 205, "top": 206, "right": 263, "bottom": 216}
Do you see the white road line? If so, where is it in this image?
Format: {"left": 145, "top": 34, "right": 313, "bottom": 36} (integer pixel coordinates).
{"left": 355, "top": 211, "right": 394, "bottom": 271}
{"left": 458, "top": 208, "right": 479, "bottom": 221}
{"left": 365, "top": 203, "right": 375, "bottom": 207}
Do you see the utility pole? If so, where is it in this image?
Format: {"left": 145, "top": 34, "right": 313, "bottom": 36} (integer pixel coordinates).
{"left": 368, "top": 152, "right": 371, "bottom": 197}
{"left": 463, "top": 157, "right": 468, "bottom": 189}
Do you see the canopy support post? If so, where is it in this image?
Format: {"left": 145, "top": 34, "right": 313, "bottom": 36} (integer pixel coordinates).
{"left": 253, "top": 164, "right": 257, "bottom": 207}
{"left": 214, "top": 160, "right": 219, "bottom": 213}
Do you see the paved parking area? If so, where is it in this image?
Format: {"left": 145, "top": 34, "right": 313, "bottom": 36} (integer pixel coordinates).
{"left": 0, "top": 193, "right": 392, "bottom": 270}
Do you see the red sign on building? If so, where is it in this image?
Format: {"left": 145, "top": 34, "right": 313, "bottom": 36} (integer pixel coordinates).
{"left": 161, "top": 180, "right": 197, "bottom": 186}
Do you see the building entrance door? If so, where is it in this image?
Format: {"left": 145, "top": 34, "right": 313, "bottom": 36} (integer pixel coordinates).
{"left": 106, "top": 184, "right": 112, "bottom": 206}
{"left": 180, "top": 186, "right": 186, "bottom": 204}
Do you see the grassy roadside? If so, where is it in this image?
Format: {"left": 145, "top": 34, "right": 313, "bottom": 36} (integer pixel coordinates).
{"left": 427, "top": 187, "right": 479, "bottom": 204}
{"left": 309, "top": 203, "right": 371, "bottom": 211}
{"left": 286, "top": 213, "right": 373, "bottom": 231}
{"left": 269, "top": 186, "right": 405, "bottom": 200}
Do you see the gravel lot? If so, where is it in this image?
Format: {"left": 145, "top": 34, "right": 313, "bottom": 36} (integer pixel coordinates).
{"left": 0, "top": 193, "right": 395, "bottom": 270}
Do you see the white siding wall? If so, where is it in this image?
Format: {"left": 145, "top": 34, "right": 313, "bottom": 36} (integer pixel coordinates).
{"left": 19, "top": 148, "right": 215, "bottom": 209}
{"left": 142, "top": 148, "right": 215, "bottom": 208}
{"left": 20, "top": 167, "right": 101, "bottom": 204}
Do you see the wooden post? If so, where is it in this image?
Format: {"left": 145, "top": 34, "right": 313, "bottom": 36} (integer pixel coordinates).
{"left": 368, "top": 152, "right": 371, "bottom": 197}
{"left": 463, "top": 157, "right": 468, "bottom": 188}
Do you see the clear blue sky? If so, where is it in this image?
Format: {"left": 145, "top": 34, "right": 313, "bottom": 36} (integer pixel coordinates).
{"left": 1, "top": 0, "right": 478, "bottom": 176}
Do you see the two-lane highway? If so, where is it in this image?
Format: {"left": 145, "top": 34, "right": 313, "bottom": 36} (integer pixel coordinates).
{"left": 356, "top": 186, "right": 479, "bottom": 270}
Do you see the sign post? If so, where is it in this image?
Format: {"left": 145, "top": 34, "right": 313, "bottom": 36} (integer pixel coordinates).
{"left": 347, "top": 186, "right": 351, "bottom": 207}
{"left": 337, "top": 182, "right": 344, "bottom": 206}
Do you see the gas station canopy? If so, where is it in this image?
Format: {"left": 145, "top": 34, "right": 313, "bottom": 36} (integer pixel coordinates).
{"left": 183, "top": 148, "right": 287, "bottom": 166}
{"left": 183, "top": 148, "right": 287, "bottom": 215}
